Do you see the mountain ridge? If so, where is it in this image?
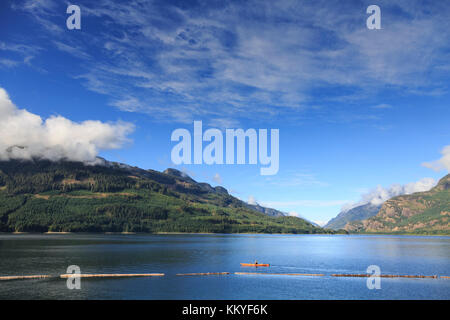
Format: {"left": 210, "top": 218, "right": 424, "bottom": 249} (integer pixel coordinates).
{"left": 0, "top": 158, "right": 333, "bottom": 234}
{"left": 344, "top": 174, "right": 450, "bottom": 235}
{"left": 324, "top": 203, "right": 382, "bottom": 230}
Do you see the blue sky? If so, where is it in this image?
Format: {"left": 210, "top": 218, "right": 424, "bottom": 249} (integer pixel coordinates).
{"left": 1, "top": 0, "right": 449, "bottom": 225}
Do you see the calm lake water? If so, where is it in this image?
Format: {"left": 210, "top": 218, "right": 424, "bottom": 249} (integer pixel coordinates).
{"left": 0, "top": 234, "right": 449, "bottom": 299}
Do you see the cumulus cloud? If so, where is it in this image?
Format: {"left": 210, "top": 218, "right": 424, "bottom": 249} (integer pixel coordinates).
{"left": 422, "top": 145, "right": 450, "bottom": 172}
{"left": 342, "top": 177, "right": 437, "bottom": 212}
{"left": 0, "top": 87, "right": 134, "bottom": 163}
{"left": 247, "top": 195, "right": 258, "bottom": 205}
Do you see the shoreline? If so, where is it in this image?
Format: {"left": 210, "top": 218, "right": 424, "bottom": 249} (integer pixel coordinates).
{"left": 0, "top": 231, "right": 448, "bottom": 237}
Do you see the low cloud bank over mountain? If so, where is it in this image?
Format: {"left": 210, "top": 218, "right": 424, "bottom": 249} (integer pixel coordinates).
{"left": 422, "top": 145, "right": 450, "bottom": 172}
{"left": 0, "top": 88, "right": 134, "bottom": 163}
{"left": 341, "top": 177, "right": 437, "bottom": 212}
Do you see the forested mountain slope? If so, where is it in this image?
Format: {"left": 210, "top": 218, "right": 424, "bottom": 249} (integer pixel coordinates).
{"left": 0, "top": 158, "right": 332, "bottom": 234}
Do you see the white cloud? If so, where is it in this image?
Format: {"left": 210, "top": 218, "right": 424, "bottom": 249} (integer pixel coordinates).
{"left": 13, "top": 0, "right": 64, "bottom": 34}
{"left": 287, "top": 211, "right": 300, "bottom": 217}
{"left": 0, "top": 87, "right": 134, "bottom": 163}
{"left": 0, "top": 41, "right": 41, "bottom": 55}
{"left": 342, "top": 177, "right": 437, "bottom": 212}
{"left": 0, "top": 41, "right": 42, "bottom": 69}
{"left": 247, "top": 195, "right": 258, "bottom": 205}
{"left": 312, "top": 220, "right": 327, "bottom": 227}
{"left": 422, "top": 145, "right": 450, "bottom": 172}
{"left": 212, "top": 173, "right": 222, "bottom": 184}
{"left": 14, "top": 0, "right": 450, "bottom": 124}
{"left": 372, "top": 104, "right": 392, "bottom": 109}
{"left": 0, "top": 59, "right": 20, "bottom": 68}
{"left": 53, "top": 41, "right": 91, "bottom": 60}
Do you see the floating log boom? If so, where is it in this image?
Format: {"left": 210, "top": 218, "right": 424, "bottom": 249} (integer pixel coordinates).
{"left": 331, "top": 274, "right": 437, "bottom": 279}
{"left": 235, "top": 272, "right": 324, "bottom": 276}
{"left": 60, "top": 273, "right": 164, "bottom": 278}
{"left": 176, "top": 272, "right": 230, "bottom": 276}
{"left": 0, "top": 275, "right": 52, "bottom": 281}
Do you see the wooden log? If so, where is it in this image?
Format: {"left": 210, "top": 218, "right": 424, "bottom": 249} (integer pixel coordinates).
{"left": 176, "top": 272, "right": 230, "bottom": 276}
{"left": 235, "top": 272, "right": 324, "bottom": 276}
{"left": 331, "top": 274, "right": 438, "bottom": 279}
{"left": 0, "top": 275, "right": 52, "bottom": 281}
{"left": 60, "top": 273, "right": 164, "bottom": 278}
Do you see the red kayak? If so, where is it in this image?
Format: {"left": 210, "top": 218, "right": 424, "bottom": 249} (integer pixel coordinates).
{"left": 240, "top": 263, "right": 270, "bottom": 267}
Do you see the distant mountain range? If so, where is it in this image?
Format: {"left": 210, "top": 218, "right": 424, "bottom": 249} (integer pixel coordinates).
{"left": 344, "top": 174, "right": 450, "bottom": 235}
{"left": 324, "top": 203, "right": 381, "bottom": 230}
{"left": 0, "top": 158, "right": 331, "bottom": 234}
{"left": 243, "top": 203, "right": 320, "bottom": 227}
